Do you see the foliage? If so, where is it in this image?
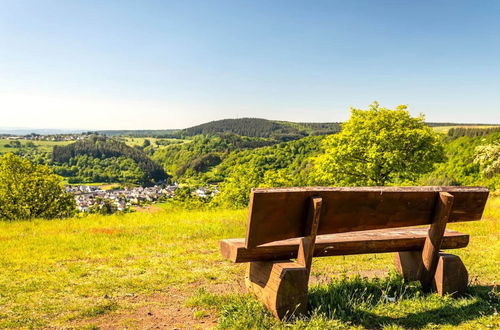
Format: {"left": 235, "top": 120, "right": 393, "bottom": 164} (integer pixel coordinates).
{"left": 421, "top": 132, "right": 500, "bottom": 189}
{"left": 313, "top": 103, "right": 445, "bottom": 186}
{"left": 87, "top": 197, "right": 119, "bottom": 215}
{"left": 152, "top": 134, "right": 276, "bottom": 181}
{"left": 168, "top": 186, "right": 213, "bottom": 209}
{"left": 0, "top": 153, "right": 75, "bottom": 221}
{"left": 474, "top": 142, "right": 500, "bottom": 178}
{"left": 212, "top": 136, "right": 323, "bottom": 207}
{"left": 53, "top": 155, "right": 146, "bottom": 184}
{"left": 52, "top": 135, "right": 167, "bottom": 185}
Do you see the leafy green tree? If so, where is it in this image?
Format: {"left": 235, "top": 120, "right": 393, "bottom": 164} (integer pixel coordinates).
{"left": 475, "top": 142, "right": 500, "bottom": 178}
{"left": 0, "top": 153, "right": 76, "bottom": 221}
{"left": 313, "top": 103, "right": 445, "bottom": 186}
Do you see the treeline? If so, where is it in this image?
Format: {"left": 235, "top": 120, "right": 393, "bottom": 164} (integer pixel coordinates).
{"left": 181, "top": 118, "right": 343, "bottom": 141}
{"left": 447, "top": 126, "right": 500, "bottom": 138}
{"left": 426, "top": 122, "right": 494, "bottom": 127}
{"left": 182, "top": 118, "right": 305, "bottom": 140}
{"left": 97, "top": 129, "right": 180, "bottom": 137}
{"left": 53, "top": 135, "right": 167, "bottom": 185}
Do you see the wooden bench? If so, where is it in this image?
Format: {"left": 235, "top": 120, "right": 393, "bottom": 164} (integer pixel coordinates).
{"left": 220, "top": 186, "right": 489, "bottom": 319}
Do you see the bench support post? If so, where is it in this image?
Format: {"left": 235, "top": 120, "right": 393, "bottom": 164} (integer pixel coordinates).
{"left": 245, "top": 197, "right": 323, "bottom": 319}
{"left": 394, "top": 192, "right": 467, "bottom": 295}
{"left": 418, "top": 191, "right": 454, "bottom": 291}
{"left": 395, "top": 251, "right": 468, "bottom": 296}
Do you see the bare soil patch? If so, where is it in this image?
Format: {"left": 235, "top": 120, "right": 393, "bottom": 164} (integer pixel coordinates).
{"left": 134, "top": 205, "right": 163, "bottom": 214}
{"left": 73, "top": 283, "right": 244, "bottom": 329}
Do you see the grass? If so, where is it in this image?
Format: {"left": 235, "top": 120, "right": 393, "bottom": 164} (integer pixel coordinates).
{"left": 0, "top": 139, "right": 71, "bottom": 153}
{"left": 0, "top": 197, "right": 498, "bottom": 328}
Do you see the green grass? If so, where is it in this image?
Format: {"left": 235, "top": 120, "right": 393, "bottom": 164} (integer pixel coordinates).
{"left": 0, "top": 197, "right": 498, "bottom": 328}
{"left": 0, "top": 139, "right": 71, "bottom": 153}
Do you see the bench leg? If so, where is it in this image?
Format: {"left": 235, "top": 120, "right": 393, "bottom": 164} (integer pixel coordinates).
{"left": 433, "top": 253, "right": 468, "bottom": 296}
{"left": 245, "top": 260, "right": 309, "bottom": 319}
{"left": 394, "top": 251, "right": 421, "bottom": 281}
{"left": 394, "top": 251, "right": 468, "bottom": 296}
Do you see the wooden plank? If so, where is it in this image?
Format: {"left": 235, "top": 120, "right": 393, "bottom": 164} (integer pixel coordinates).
{"left": 222, "top": 228, "right": 470, "bottom": 263}
{"left": 297, "top": 197, "right": 322, "bottom": 271}
{"left": 418, "top": 192, "right": 454, "bottom": 291}
{"left": 245, "top": 186, "right": 488, "bottom": 248}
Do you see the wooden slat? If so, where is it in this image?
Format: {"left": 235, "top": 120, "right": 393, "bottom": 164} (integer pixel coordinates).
{"left": 221, "top": 228, "right": 470, "bottom": 263}
{"left": 245, "top": 186, "right": 489, "bottom": 248}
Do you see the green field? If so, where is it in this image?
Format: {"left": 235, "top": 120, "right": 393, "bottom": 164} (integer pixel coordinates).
{"left": 0, "top": 139, "right": 71, "bottom": 154}
{"left": 0, "top": 196, "right": 498, "bottom": 329}
{"left": 431, "top": 126, "right": 500, "bottom": 135}
{"left": 122, "top": 136, "right": 188, "bottom": 148}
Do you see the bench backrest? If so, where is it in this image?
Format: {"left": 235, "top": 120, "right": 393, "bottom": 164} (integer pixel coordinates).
{"left": 245, "top": 186, "right": 489, "bottom": 248}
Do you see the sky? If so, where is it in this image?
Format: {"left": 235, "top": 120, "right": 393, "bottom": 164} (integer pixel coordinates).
{"left": 1, "top": 0, "right": 499, "bottom": 130}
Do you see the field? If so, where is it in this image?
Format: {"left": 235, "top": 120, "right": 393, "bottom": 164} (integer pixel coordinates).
{"left": 431, "top": 126, "right": 499, "bottom": 135}
{"left": 0, "top": 139, "right": 71, "bottom": 154}
{"left": 121, "top": 137, "right": 188, "bottom": 148}
{"left": 0, "top": 197, "right": 498, "bottom": 329}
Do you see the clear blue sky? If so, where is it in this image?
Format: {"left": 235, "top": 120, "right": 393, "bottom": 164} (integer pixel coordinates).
{"left": 1, "top": 0, "right": 499, "bottom": 129}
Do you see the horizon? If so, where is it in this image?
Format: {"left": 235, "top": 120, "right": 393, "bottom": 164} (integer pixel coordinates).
{"left": 1, "top": 116, "right": 499, "bottom": 135}
{"left": 1, "top": 1, "right": 500, "bottom": 129}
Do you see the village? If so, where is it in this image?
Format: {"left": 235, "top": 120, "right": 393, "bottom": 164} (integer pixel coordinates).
{"left": 66, "top": 184, "right": 218, "bottom": 213}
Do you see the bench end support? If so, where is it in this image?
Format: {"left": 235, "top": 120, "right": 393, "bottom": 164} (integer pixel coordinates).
{"left": 395, "top": 251, "right": 468, "bottom": 296}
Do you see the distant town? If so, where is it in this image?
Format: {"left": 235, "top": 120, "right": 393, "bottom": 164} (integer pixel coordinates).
{"left": 66, "top": 184, "right": 218, "bottom": 213}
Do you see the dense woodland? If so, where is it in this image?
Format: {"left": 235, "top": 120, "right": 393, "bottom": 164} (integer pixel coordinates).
{"left": 52, "top": 135, "right": 167, "bottom": 185}
{"left": 181, "top": 118, "right": 342, "bottom": 141}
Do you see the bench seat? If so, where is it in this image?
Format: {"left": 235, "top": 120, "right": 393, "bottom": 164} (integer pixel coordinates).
{"left": 221, "top": 228, "right": 469, "bottom": 263}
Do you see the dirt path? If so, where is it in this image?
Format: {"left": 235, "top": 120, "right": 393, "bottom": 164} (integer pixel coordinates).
{"left": 74, "top": 290, "right": 215, "bottom": 329}
{"left": 74, "top": 270, "right": 390, "bottom": 328}
{"left": 74, "top": 282, "right": 246, "bottom": 329}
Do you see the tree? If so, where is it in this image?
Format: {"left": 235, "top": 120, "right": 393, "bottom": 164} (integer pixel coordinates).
{"left": 474, "top": 142, "right": 500, "bottom": 178}
{"left": 0, "top": 153, "right": 76, "bottom": 221}
{"left": 313, "top": 102, "right": 445, "bottom": 186}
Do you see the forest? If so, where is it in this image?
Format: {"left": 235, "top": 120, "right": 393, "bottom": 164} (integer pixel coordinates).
{"left": 52, "top": 135, "right": 167, "bottom": 185}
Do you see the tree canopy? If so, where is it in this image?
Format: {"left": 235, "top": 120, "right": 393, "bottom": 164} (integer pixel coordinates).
{"left": 0, "top": 153, "right": 75, "bottom": 221}
{"left": 313, "top": 103, "right": 445, "bottom": 186}
{"left": 52, "top": 135, "right": 167, "bottom": 185}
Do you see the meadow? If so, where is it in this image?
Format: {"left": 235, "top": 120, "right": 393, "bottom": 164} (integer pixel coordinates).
{"left": 0, "top": 139, "right": 71, "bottom": 154}
{"left": 0, "top": 197, "right": 498, "bottom": 329}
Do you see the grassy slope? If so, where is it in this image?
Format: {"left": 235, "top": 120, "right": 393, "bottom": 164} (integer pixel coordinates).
{"left": 0, "top": 198, "right": 498, "bottom": 329}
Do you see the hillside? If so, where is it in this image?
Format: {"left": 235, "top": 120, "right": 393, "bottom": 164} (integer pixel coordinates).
{"left": 52, "top": 135, "right": 167, "bottom": 185}
{"left": 182, "top": 118, "right": 341, "bottom": 140}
